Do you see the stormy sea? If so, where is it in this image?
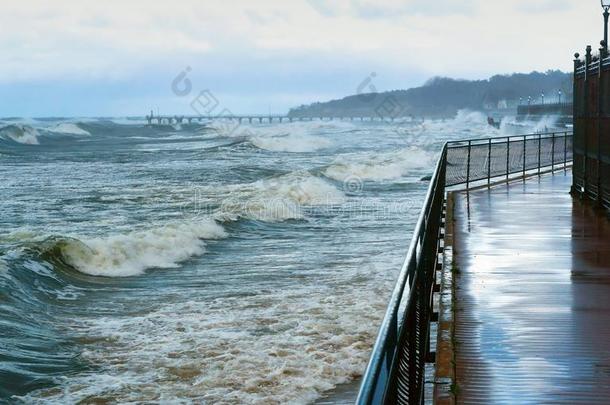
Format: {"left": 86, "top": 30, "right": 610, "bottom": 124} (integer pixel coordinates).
{"left": 0, "top": 112, "right": 555, "bottom": 403}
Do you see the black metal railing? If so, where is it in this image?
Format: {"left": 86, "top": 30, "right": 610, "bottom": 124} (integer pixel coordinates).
{"left": 446, "top": 132, "right": 573, "bottom": 187}
{"left": 357, "top": 131, "right": 573, "bottom": 405}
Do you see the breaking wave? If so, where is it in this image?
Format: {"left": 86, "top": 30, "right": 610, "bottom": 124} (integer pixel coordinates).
{"left": 50, "top": 122, "right": 91, "bottom": 136}
{"left": 324, "top": 147, "right": 433, "bottom": 181}
{"left": 205, "top": 122, "right": 334, "bottom": 152}
{"left": 0, "top": 124, "right": 41, "bottom": 145}
{"left": 250, "top": 134, "right": 332, "bottom": 152}
{"left": 19, "top": 172, "right": 344, "bottom": 277}
{"left": 39, "top": 219, "right": 227, "bottom": 277}
{"left": 215, "top": 172, "right": 346, "bottom": 222}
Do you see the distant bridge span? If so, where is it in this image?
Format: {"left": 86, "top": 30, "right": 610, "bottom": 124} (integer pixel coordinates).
{"left": 145, "top": 113, "right": 406, "bottom": 125}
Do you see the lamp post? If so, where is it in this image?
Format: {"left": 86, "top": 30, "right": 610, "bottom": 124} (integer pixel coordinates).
{"left": 601, "top": 0, "right": 610, "bottom": 53}
{"left": 558, "top": 89, "right": 562, "bottom": 105}
{"left": 541, "top": 92, "right": 545, "bottom": 105}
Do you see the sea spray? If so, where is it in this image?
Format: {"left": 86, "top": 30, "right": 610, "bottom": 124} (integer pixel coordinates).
{"left": 250, "top": 133, "right": 332, "bottom": 152}
{"left": 205, "top": 121, "right": 337, "bottom": 152}
{"left": 324, "top": 147, "right": 433, "bottom": 181}
{"left": 214, "top": 172, "right": 346, "bottom": 222}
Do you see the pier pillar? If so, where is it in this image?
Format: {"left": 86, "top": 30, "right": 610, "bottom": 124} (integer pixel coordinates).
{"left": 259, "top": 117, "right": 263, "bottom": 123}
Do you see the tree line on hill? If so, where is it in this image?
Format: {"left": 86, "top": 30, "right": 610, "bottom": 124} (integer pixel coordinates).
{"left": 288, "top": 70, "right": 572, "bottom": 119}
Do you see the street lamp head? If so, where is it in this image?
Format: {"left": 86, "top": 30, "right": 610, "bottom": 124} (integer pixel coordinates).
{"left": 603, "top": 0, "right": 610, "bottom": 11}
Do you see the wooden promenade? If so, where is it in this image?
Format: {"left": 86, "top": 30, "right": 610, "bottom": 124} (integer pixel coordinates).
{"left": 450, "top": 171, "right": 610, "bottom": 403}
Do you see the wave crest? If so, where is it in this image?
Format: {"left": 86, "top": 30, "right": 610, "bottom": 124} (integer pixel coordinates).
{"left": 0, "top": 124, "right": 40, "bottom": 145}
{"left": 250, "top": 134, "right": 332, "bottom": 152}
{"left": 205, "top": 122, "right": 333, "bottom": 152}
{"left": 324, "top": 147, "right": 432, "bottom": 181}
{"left": 216, "top": 172, "right": 345, "bottom": 221}
{"left": 39, "top": 220, "right": 226, "bottom": 277}
{"left": 50, "top": 123, "right": 91, "bottom": 136}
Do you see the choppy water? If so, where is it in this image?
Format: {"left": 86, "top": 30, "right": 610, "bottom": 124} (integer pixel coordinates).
{"left": 0, "top": 111, "right": 550, "bottom": 403}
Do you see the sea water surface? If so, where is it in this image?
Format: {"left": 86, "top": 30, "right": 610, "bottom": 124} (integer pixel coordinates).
{"left": 0, "top": 112, "right": 547, "bottom": 403}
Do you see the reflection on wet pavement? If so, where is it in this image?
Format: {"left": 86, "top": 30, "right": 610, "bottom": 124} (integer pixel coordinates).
{"left": 453, "top": 171, "right": 610, "bottom": 404}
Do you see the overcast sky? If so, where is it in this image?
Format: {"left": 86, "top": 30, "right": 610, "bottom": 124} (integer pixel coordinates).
{"left": 0, "top": 0, "right": 604, "bottom": 116}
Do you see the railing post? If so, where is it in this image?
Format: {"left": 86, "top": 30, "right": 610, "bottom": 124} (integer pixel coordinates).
{"left": 523, "top": 135, "right": 527, "bottom": 178}
{"left": 598, "top": 45, "right": 604, "bottom": 204}
{"left": 564, "top": 132, "right": 568, "bottom": 171}
{"left": 584, "top": 45, "right": 592, "bottom": 195}
{"left": 538, "top": 133, "right": 542, "bottom": 175}
{"left": 488, "top": 138, "right": 492, "bottom": 187}
{"left": 506, "top": 136, "right": 510, "bottom": 181}
{"left": 466, "top": 140, "right": 472, "bottom": 188}
{"left": 551, "top": 132, "right": 556, "bottom": 170}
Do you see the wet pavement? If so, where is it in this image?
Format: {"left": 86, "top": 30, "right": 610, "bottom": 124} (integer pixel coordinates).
{"left": 453, "top": 170, "right": 610, "bottom": 404}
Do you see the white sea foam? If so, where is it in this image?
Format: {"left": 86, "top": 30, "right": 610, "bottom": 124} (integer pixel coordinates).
{"left": 250, "top": 134, "right": 332, "bottom": 152}
{"left": 216, "top": 172, "right": 346, "bottom": 222}
{"left": 19, "top": 254, "right": 400, "bottom": 405}
{"left": 109, "top": 117, "right": 149, "bottom": 125}
{"left": 205, "top": 121, "right": 334, "bottom": 152}
{"left": 59, "top": 219, "right": 227, "bottom": 277}
{"left": 453, "top": 109, "right": 489, "bottom": 125}
{"left": 530, "top": 115, "right": 559, "bottom": 133}
{"left": 50, "top": 123, "right": 91, "bottom": 136}
{"left": 324, "top": 147, "right": 433, "bottom": 181}
{"left": 0, "top": 124, "right": 40, "bottom": 145}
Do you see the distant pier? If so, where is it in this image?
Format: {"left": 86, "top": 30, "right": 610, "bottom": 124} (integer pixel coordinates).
{"left": 145, "top": 113, "right": 406, "bottom": 125}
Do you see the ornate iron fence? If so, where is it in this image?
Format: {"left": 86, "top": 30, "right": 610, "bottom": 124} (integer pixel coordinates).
{"left": 573, "top": 46, "right": 610, "bottom": 208}
{"left": 357, "top": 131, "right": 573, "bottom": 405}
